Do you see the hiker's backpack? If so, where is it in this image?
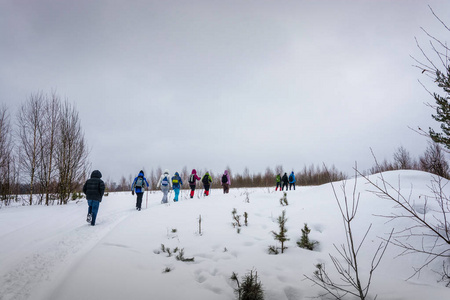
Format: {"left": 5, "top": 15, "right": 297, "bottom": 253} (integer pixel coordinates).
{"left": 289, "top": 174, "right": 293, "bottom": 182}
{"left": 161, "top": 176, "right": 169, "bottom": 186}
{"left": 135, "top": 177, "right": 144, "bottom": 188}
{"left": 189, "top": 174, "right": 195, "bottom": 184}
{"left": 172, "top": 175, "right": 179, "bottom": 185}
{"left": 222, "top": 174, "right": 228, "bottom": 184}
{"left": 202, "top": 175, "right": 209, "bottom": 185}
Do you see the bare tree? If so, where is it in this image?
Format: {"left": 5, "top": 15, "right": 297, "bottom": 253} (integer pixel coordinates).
{"left": 305, "top": 167, "right": 392, "bottom": 299}
{"left": 393, "top": 146, "right": 414, "bottom": 170}
{"left": 119, "top": 175, "right": 127, "bottom": 191}
{"left": 38, "top": 92, "right": 60, "bottom": 205}
{"left": 264, "top": 167, "right": 274, "bottom": 187}
{"left": 55, "top": 101, "right": 89, "bottom": 204}
{"left": 181, "top": 166, "right": 189, "bottom": 188}
{"left": 274, "top": 165, "right": 283, "bottom": 176}
{"left": 420, "top": 141, "right": 449, "bottom": 178}
{"left": 0, "top": 105, "right": 17, "bottom": 204}
{"left": 17, "top": 93, "right": 45, "bottom": 204}
{"left": 356, "top": 165, "right": 450, "bottom": 282}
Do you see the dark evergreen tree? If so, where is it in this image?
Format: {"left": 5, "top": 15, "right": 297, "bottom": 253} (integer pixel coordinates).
{"left": 429, "top": 65, "right": 450, "bottom": 148}
{"left": 297, "top": 223, "right": 318, "bottom": 251}
{"left": 270, "top": 210, "right": 289, "bottom": 254}
{"left": 231, "top": 270, "right": 264, "bottom": 300}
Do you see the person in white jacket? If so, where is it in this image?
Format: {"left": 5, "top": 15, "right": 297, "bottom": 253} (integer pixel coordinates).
{"left": 157, "top": 169, "right": 172, "bottom": 204}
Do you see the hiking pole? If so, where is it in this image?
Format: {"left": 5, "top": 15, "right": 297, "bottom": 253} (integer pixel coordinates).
{"left": 146, "top": 188, "right": 148, "bottom": 209}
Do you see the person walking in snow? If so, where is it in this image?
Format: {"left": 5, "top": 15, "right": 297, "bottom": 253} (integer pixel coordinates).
{"left": 188, "top": 169, "right": 201, "bottom": 198}
{"left": 275, "top": 174, "right": 281, "bottom": 191}
{"left": 202, "top": 172, "right": 212, "bottom": 196}
{"left": 157, "top": 169, "right": 172, "bottom": 204}
{"left": 131, "top": 170, "right": 149, "bottom": 211}
{"left": 172, "top": 172, "right": 183, "bottom": 202}
{"left": 281, "top": 172, "right": 289, "bottom": 191}
{"left": 289, "top": 171, "right": 296, "bottom": 190}
{"left": 83, "top": 170, "right": 105, "bottom": 226}
{"left": 221, "top": 170, "right": 231, "bottom": 194}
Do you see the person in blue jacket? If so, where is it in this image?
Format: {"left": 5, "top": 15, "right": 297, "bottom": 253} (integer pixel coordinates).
{"left": 171, "top": 172, "right": 183, "bottom": 202}
{"left": 131, "top": 170, "right": 149, "bottom": 211}
{"left": 289, "top": 171, "right": 296, "bottom": 190}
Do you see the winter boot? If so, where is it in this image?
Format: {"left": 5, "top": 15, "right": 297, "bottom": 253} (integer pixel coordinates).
{"left": 86, "top": 213, "right": 92, "bottom": 223}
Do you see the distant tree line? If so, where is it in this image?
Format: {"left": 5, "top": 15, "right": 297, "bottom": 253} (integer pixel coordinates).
{"left": 0, "top": 91, "right": 89, "bottom": 206}
{"left": 105, "top": 164, "right": 348, "bottom": 192}
{"left": 105, "top": 141, "right": 450, "bottom": 193}
{"left": 366, "top": 143, "right": 450, "bottom": 179}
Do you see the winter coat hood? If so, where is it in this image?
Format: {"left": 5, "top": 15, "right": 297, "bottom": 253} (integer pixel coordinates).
{"left": 175, "top": 172, "right": 180, "bottom": 176}
{"left": 138, "top": 171, "right": 144, "bottom": 177}
{"left": 164, "top": 169, "right": 170, "bottom": 175}
{"left": 224, "top": 170, "right": 228, "bottom": 175}
{"left": 90, "top": 170, "right": 102, "bottom": 179}
{"left": 191, "top": 169, "right": 197, "bottom": 175}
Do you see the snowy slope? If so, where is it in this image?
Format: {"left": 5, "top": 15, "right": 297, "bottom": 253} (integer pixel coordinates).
{"left": 0, "top": 170, "right": 449, "bottom": 300}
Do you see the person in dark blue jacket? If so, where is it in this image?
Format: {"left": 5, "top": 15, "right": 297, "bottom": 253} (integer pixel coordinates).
{"left": 289, "top": 171, "right": 296, "bottom": 190}
{"left": 83, "top": 170, "right": 105, "bottom": 226}
{"left": 172, "top": 172, "right": 183, "bottom": 202}
{"left": 131, "top": 170, "right": 149, "bottom": 211}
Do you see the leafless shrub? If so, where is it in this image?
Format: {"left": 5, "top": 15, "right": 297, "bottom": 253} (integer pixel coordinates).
{"left": 419, "top": 141, "right": 449, "bottom": 179}
{"left": 305, "top": 167, "right": 392, "bottom": 299}
{"left": 55, "top": 101, "right": 89, "bottom": 204}
{"left": 356, "top": 156, "right": 450, "bottom": 282}
{"left": 17, "top": 93, "right": 45, "bottom": 204}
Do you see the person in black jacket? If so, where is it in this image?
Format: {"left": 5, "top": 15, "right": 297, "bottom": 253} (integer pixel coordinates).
{"left": 281, "top": 172, "right": 289, "bottom": 191}
{"left": 83, "top": 170, "right": 105, "bottom": 226}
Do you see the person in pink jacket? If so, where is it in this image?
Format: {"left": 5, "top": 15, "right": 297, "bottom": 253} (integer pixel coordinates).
{"left": 188, "top": 169, "right": 201, "bottom": 198}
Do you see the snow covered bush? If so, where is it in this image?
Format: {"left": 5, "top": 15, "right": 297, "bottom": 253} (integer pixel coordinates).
{"left": 297, "top": 223, "right": 318, "bottom": 251}
{"left": 230, "top": 270, "right": 264, "bottom": 300}
{"left": 269, "top": 210, "right": 289, "bottom": 254}
{"left": 279, "top": 192, "right": 288, "bottom": 206}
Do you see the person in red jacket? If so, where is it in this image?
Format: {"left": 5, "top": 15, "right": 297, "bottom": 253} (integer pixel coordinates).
{"left": 188, "top": 169, "right": 201, "bottom": 198}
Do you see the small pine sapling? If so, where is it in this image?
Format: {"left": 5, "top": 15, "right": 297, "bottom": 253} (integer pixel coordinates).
{"left": 232, "top": 208, "right": 242, "bottom": 227}
{"left": 267, "top": 245, "right": 279, "bottom": 255}
{"left": 175, "top": 248, "right": 195, "bottom": 262}
{"left": 244, "top": 212, "right": 248, "bottom": 226}
{"left": 231, "top": 270, "right": 265, "bottom": 300}
{"left": 280, "top": 192, "right": 288, "bottom": 206}
{"left": 297, "top": 223, "right": 318, "bottom": 250}
{"left": 269, "top": 210, "right": 289, "bottom": 254}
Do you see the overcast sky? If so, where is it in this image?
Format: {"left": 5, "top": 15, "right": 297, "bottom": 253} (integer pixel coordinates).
{"left": 2, "top": 0, "right": 450, "bottom": 183}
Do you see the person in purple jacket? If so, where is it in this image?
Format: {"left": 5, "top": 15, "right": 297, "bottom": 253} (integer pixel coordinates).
{"left": 221, "top": 170, "right": 231, "bottom": 194}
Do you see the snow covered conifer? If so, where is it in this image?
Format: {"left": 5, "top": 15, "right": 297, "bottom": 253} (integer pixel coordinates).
{"left": 271, "top": 210, "right": 289, "bottom": 254}
{"left": 297, "top": 223, "right": 318, "bottom": 250}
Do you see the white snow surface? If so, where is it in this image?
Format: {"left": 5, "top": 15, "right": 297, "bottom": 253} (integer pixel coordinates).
{"left": 0, "top": 170, "right": 449, "bottom": 300}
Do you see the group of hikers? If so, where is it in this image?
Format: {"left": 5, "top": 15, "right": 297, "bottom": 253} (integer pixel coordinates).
{"left": 275, "top": 171, "right": 297, "bottom": 191}
{"left": 130, "top": 169, "right": 232, "bottom": 210}
{"left": 82, "top": 168, "right": 296, "bottom": 226}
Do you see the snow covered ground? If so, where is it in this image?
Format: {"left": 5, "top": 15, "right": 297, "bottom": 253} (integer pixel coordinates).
{"left": 0, "top": 170, "right": 449, "bottom": 300}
